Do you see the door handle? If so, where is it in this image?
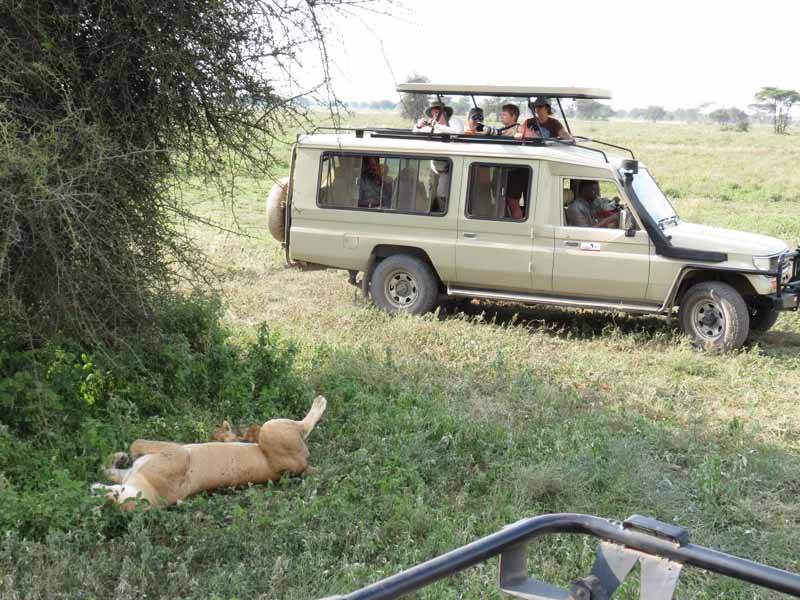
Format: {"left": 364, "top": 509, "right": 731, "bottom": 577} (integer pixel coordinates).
{"left": 564, "top": 241, "right": 579, "bottom": 247}
{"left": 463, "top": 232, "right": 478, "bottom": 239}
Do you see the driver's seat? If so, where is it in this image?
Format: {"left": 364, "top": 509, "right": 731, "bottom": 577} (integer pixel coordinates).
{"left": 563, "top": 188, "right": 575, "bottom": 225}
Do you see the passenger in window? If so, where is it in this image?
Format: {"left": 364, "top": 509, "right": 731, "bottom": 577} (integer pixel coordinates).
{"left": 468, "top": 166, "right": 495, "bottom": 217}
{"left": 358, "top": 156, "right": 393, "bottom": 209}
{"left": 413, "top": 100, "right": 465, "bottom": 134}
{"left": 393, "top": 166, "right": 428, "bottom": 212}
{"left": 505, "top": 168, "right": 527, "bottom": 219}
{"left": 566, "top": 180, "right": 619, "bottom": 228}
{"left": 430, "top": 159, "right": 451, "bottom": 213}
{"left": 515, "top": 97, "right": 573, "bottom": 142}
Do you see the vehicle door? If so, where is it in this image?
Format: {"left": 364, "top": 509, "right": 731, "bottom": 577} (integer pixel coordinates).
{"left": 454, "top": 159, "right": 536, "bottom": 292}
{"left": 553, "top": 177, "right": 651, "bottom": 300}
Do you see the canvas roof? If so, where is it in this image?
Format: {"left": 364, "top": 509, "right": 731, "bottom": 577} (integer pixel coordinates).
{"left": 396, "top": 83, "right": 611, "bottom": 100}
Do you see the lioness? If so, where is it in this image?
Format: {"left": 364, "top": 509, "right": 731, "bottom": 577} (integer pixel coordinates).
{"left": 92, "top": 396, "right": 326, "bottom": 510}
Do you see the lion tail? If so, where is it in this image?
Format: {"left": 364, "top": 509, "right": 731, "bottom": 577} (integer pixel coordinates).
{"left": 301, "top": 395, "right": 327, "bottom": 439}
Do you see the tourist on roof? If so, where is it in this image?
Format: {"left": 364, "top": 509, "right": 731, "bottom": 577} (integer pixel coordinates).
{"left": 495, "top": 104, "right": 521, "bottom": 137}
{"left": 515, "top": 97, "right": 573, "bottom": 141}
{"left": 463, "top": 104, "right": 520, "bottom": 137}
{"left": 412, "top": 100, "right": 464, "bottom": 134}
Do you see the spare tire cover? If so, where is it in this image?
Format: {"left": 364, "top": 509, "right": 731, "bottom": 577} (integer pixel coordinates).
{"left": 266, "top": 177, "right": 290, "bottom": 242}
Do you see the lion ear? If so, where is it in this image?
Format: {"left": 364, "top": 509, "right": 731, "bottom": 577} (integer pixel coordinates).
{"left": 221, "top": 420, "right": 232, "bottom": 432}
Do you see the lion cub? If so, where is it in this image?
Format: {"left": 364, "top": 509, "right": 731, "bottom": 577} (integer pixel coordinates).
{"left": 93, "top": 396, "right": 326, "bottom": 510}
{"left": 212, "top": 420, "right": 261, "bottom": 443}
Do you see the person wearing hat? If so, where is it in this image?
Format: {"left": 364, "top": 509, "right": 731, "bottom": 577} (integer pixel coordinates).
{"left": 515, "top": 97, "right": 573, "bottom": 141}
{"left": 413, "top": 100, "right": 465, "bottom": 134}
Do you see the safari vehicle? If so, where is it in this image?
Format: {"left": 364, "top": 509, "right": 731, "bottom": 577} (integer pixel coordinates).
{"left": 267, "top": 84, "right": 800, "bottom": 350}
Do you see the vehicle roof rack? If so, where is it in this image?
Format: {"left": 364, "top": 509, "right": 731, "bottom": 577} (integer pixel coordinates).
{"left": 396, "top": 83, "right": 612, "bottom": 100}
{"left": 574, "top": 136, "right": 636, "bottom": 159}
{"left": 305, "top": 126, "right": 613, "bottom": 164}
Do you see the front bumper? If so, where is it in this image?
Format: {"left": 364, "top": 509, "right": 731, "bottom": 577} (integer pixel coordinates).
{"left": 765, "top": 287, "right": 800, "bottom": 311}
{"left": 767, "top": 248, "right": 800, "bottom": 311}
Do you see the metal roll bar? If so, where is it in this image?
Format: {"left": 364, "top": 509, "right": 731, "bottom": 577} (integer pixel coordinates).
{"left": 319, "top": 513, "right": 800, "bottom": 599}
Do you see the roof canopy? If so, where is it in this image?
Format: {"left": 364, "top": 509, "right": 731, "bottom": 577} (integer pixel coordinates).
{"left": 396, "top": 83, "right": 611, "bottom": 100}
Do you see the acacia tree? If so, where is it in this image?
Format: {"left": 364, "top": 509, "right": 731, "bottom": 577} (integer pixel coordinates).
{"left": 643, "top": 106, "right": 667, "bottom": 122}
{"left": 0, "top": 0, "right": 382, "bottom": 344}
{"left": 709, "top": 108, "right": 749, "bottom": 131}
{"left": 399, "top": 72, "right": 430, "bottom": 120}
{"left": 753, "top": 87, "right": 800, "bottom": 134}
{"left": 575, "top": 99, "right": 613, "bottom": 120}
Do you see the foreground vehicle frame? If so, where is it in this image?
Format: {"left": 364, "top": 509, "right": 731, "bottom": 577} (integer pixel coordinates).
{"left": 319, "top": 513, "right": 800, "bottom": 599}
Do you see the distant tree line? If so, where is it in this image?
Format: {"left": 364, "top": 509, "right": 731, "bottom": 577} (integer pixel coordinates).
{"left": 571, "top": 86, "right": 799, "bottom": 133}
{"left": 348, "top": 99, "right": 398, "bottom": 110}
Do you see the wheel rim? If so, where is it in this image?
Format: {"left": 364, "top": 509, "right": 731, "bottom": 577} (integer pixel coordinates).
{"left": 691, "top": 300, "right": 725, "bottom": 340}
{"left": 383, "top": 269, "right": 419, "bottom": 309}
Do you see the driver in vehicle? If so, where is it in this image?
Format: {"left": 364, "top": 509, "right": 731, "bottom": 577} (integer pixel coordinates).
{"left": 566, "top": 180, "right": 620, "bottom": 228}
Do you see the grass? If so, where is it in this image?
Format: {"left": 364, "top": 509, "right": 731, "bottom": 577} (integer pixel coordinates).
{"left": 3, "top": 115, "right": 800, "bottom": 599}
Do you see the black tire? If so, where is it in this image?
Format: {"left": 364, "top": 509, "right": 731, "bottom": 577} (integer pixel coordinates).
{"left": 749, "top": 302, "right": 780, "bottom": 333}
{"left": 678, "top": 281, "right": 750, "bottom": 351}
{"left": 370, "top": 255, "right": 439, "bottom": 315}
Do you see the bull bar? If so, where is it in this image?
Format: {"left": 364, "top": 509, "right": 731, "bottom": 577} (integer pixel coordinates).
{"left": 765, "top": 247, "right": 800, "bottom": 311}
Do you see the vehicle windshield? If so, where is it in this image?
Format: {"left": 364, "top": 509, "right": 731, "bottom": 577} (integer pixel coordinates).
{"left": 625, "top": 168, "right": 679, "bottom": 228}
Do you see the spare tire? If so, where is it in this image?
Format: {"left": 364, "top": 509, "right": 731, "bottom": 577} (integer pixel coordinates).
{"left": 266, "top": 177, "right": 290, "bottom": 242}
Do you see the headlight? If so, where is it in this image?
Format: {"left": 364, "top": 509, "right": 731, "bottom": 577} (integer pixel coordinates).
{"left": 752, "top": 256, "right": 774, "bottom": 272}
{"left": 753, "top": 253, "right": 788, "bottom": 273}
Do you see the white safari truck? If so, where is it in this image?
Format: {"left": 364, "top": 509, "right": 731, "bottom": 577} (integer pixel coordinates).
{"left": 267, "top": 84, "right": 800, "bottom": 350}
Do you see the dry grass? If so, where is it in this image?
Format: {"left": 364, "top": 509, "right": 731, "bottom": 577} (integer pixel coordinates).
{"left": 188, "top": 116, "right": 800, "bottom": 444}
{"left": 6, "top": 116, "right": 800, "bottom": 600}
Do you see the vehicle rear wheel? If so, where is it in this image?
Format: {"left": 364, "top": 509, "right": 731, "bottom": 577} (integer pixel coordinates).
{"left": 678, "top": 282, "right": 749, "bottom": 351}
{"left": 370, "top": 255, "right": 439, "bottom": 315}
{"left": 748, "top": 302, "right": 780, "bottom": 333}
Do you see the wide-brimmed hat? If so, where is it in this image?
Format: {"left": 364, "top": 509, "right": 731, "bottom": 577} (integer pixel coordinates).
{"left": 425, "top": 101, "right": 454, "bottom": 119}
{"left": 531, "top": 97, "right": 552, "bottom": 108}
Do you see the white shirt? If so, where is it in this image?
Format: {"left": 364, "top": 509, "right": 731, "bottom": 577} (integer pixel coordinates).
{"left": 412, "top": 117, "right": 465, "bottom": 135}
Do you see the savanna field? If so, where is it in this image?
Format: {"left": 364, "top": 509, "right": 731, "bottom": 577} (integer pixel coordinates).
{"left": 3, "top": 116, "right": 800, "bottom": 599}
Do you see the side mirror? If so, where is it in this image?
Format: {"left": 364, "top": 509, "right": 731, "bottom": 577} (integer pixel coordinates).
{"left": 621, "top": 208, "right": 636, "bottom": 237}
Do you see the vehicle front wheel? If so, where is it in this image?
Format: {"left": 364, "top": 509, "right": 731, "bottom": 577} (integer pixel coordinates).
{"left": 678, "top": 282, "right": 750, "bottom": 351}
{"left": 748, "top": 302, "right": 780, "bottom": 333}
{"left": 370, "top": 255, "right": 439, "bottom": 315}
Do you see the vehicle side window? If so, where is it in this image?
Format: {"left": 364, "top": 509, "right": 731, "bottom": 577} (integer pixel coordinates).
{"left": 317, "top": 152, "right": 449, "bottom": 216}
{"left": 466, "top": 164, "right": 531, "bottom": 221}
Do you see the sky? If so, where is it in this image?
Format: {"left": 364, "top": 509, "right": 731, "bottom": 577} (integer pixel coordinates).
{"left": 317, "top": 0, "right": 800, "bottom": 111}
